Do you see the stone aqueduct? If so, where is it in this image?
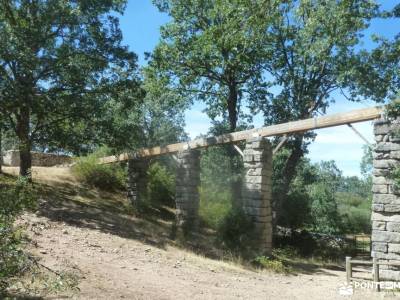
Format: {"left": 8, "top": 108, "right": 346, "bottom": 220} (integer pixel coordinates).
{"left": 100, "top": 105, "right": 400, "bottom": 280}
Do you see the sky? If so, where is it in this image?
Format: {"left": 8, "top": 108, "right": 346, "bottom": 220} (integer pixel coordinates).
{"left": 118, "top": 0, "right": 399, "bottom": 177}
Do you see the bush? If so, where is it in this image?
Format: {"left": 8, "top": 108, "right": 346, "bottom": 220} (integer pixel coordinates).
{"left": 253, "top": 255, "right": 291, "bottom": 273}
{"left": 72, "top": 148, "right": 126, "bottom": 191}
{"left": 199, "top": 187, "right": 231, "bottom": 229}
{"left": 146, "top": 162, "right": 175, "bottom": 206}
{"left": 217, "top": 208, "right": 254, "bottom": 252}
{"left": 0, "top": 176, "right": 37, "bottom": 292}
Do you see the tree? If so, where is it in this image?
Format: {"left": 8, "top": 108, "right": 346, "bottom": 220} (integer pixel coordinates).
{"left": 0, "top": 0, "right": 142, "bottom": 177}
{"left": 151, "top": 0, "right": 277, "bottom": 132}
{"left": 139, "top": 66, "right": 188, "bottom": 148}
{"left": 151, "top": 0, "right": 279, "bottom": 206}
{"left": 251, "top": 0, "right": 377, "bottom": 219}
{"left": 349, "top": 4, "right": 400, "bottom": 102}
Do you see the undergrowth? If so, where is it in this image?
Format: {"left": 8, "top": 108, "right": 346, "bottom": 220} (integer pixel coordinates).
{"left": 72, "top": 147, "right": 126, "bottom": 191}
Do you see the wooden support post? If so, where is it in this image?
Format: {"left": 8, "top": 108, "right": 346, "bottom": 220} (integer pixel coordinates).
{"left": 346, "top": 256, "right": 352, "bottom": 284}
{"left": 373, "top": 257, "right": 380, "bottom": 292}
{"left": 273, "top": 134, "right": 288, "bottom": 155}
{"left": 347, "top": 123, "right": 372, "bottom": 147}
{"left": 233, "top": 144, "right": 244, "bottom": 157}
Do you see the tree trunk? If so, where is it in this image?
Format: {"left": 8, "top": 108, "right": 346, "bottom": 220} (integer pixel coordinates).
{"left": 227, "top": 83, "right": 238, "bottom": 132}
{"left": 16, "top": 107, "right": 32, "bottom": 178}
{"left": 226, "top": 83, "right": 242, "bottom": 208}
{"left": 273, "top": 134, "right": 305, "bottom": 225}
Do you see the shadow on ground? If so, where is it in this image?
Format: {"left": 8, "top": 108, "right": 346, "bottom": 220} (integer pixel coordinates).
{"left": 1, "top": 168, "right": 343, "bottom": 278}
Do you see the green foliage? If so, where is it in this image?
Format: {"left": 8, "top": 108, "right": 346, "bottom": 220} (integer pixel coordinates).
{"left": 146, "top": 162, "right": 175, "bottom": 206}
{"left": 253, "top": 255, "right": 291, "bottom": 274}
{"left": 152, "top": 0, "right": 275, "bottom": 131}
{"left": 0, "top": 176, "right": 37, "bottom": 291}
{"left": 72, "top": 148, "right": 126, "bottom": 191}
{"left": 0, "top": 0, "right": 143, "bottom": 175}
{"left": 216, "top": 208, "right": 254, "bottom": 252}
{"left": 275, "top": 156, "right": 372, "bottom": 235}
{"left": 199, "top": 187, "right": 232, "bottom": 230}
{"left": 308, "top": 183, "right": 341, "bottom": 234}
{"left": 360, "top": 145, "right": 373, "bottom": 178}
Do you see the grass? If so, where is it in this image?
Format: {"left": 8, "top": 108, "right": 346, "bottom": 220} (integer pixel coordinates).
{"left": 2, "top": 167, "right": 348, "bottom": 283}
{"left": 199, "top": 187, "right": 232, "bottom": 229}
{"left": 71, "top": 148, "right": 126, "bottom": 191}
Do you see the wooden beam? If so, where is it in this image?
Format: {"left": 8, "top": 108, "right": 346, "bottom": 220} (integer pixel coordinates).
{"left": 347, "top": 123, "right": 372, "bottom": 147}
{"left": 98, "top": 106, "right": 383, "bottom": 164}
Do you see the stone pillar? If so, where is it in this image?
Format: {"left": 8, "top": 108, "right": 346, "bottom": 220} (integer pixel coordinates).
{"left": 372, "top": 117, "right": 400, "bottom": 280}
{"left": 242, "top": 137, "right": 273, "bottom": 254}
{"left": 175, "top": 149, "right": 200, "bottom": 232}
{"left": 127, "top": 158, "right": 150, "bottom": 210}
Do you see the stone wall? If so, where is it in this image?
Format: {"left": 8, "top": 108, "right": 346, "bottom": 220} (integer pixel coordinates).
{"left": 2, "top": 150, "right": 72, "bottom": 167}
{"left": 242, "top": 137, "right": 273, "bottom": 254}
{"left": 127, "top": 158, "right": 150, "bottom": 209}
{"left": 175, "top": 149, "right": 200, "bottom": 231}
{"left": 372, "top": 117, "right": 400, "bottom": 280}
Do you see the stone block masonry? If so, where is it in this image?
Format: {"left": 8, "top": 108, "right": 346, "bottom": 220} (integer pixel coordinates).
{"left": 2, "top": 150, "right": 72, "bottom": 167}
{"left": 175, "top": 149, "right": 201, "bottom": 231}
{"left": 127, "top": 158, "right": 150, "bottom": 210}
{"left": 242, "top": 137, "right": 273, "bottom": 254}
{"left": 372, "top": 117, "right": 400, "bottom": 280}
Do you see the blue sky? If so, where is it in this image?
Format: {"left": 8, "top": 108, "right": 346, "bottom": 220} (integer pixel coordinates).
{"left": 118, "top": 0, "right": 399, "bottom": 177}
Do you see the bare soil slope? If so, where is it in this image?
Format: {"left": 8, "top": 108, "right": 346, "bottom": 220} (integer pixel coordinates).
{"left": 3, "top": 166, "right": 397, "bottom": 299}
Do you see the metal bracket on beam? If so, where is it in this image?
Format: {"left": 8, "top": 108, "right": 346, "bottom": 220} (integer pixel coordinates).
{"left": 273, "top": 134, "right": 288, "bottom": 155}
{"left": 233, "top": 144, "right": 244, "bottom": 157}
{"left": 346, "top": 123, "right": 372, "bottom": 148}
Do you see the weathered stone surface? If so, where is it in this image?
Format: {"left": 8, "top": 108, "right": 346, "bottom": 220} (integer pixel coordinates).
{"left": 372, "top": 184, "right": 388, "bottom": 194}
{"left": 373, "top": 250, "right": 400, "bottom": 261}
{"left": 373, "top": 168, "right": 391, "bottom": 177}
{"left": 372, "top": 230, "right": 400, "bottom": 243}
{"left": 175, "top": 149, "right": 200, "bottom": 231}
{"left": 391, "top": 151, "right": 400, "bottom": 160}
{"left": 375, "top": 143, "right": 400, "bottom": 152}
{"left": 373, "top": 176, "right": 393, "bottom": 185}
{"left": 373, "top": 204, "right": 384, "bottom": 212}
{"left": 374, "top": 194, "right": 398, "bottom": 204}
{"left": 372, "top": 242, "right": 388, "bottom": 253}
{"left": 372, "top": 212, "right": 400, "bottom": 223}
{"left": 373, "top": 159, "right": 398, "bottom": 169}
{"left": 2, "top": 150, "right": 72, "bottom": 167}
{"left": 385, "top": 204, "right": 400, "bottom": 212}
{"left": 373, "top": 221, "right": 386, "bottom": 230}
{"left": 379, "top": 269, "right": 400, "bottom": 281}
{"left": 387, "top": 222, "right": 400, "bottom": 232}
{"left": 372, "top": 118, "right": 400, "bottom": 279}
{"left": 375, "top": 134, "right": 385, "bottom": 143}
{"left": 241, "top": 137, "right": 273, "bottom": 254}
{"left": 127, "top": 158, "right": 150, "bottom": 209}
{"left": 374, "top": 123, "right": 390, "bottom": 135}
{"left": 388, "top": 243, "right": 400, "bottom": 254}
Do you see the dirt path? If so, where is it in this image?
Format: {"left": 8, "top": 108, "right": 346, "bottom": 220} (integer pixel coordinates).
{"left": 21, "top": 213, "right": 349, "bottom": 300}
{"left": 21, "top": 211, "right": 395, "bottom": 300}
{"left": 4, "top": 167, "right": 398, "bottom": 299}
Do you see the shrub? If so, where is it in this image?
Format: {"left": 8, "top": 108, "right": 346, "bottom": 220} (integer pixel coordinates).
{"left": 217, "top": 208, "right": 254, "bottom": 252}
{"left": 199, "top": 187, "right": 231, "bottom": 229}
{"left": 253, "top": 256, "right": 291, "bottom": 273}
{"left": 72, "top": 148, "right": 126, "bottom": 191}
{"left": 146, "top": 162, "right": 175, "bottom": 206}
{"left": 0, "top": 176, "right": 37, "bottom": 292}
